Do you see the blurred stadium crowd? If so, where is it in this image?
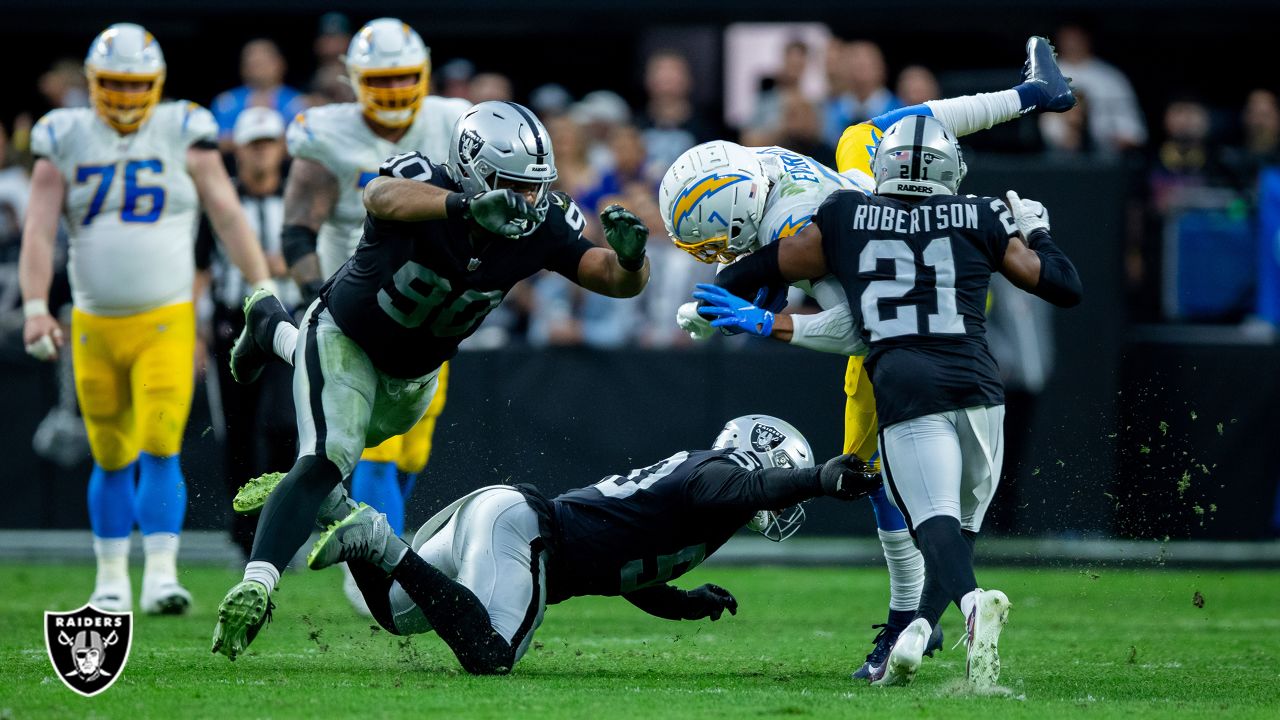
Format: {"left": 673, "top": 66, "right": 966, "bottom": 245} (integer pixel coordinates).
{"left": 0, "top": 13, "right": 1276, "bottom": 356}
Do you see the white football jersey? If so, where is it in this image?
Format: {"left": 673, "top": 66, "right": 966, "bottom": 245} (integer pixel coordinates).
{"left": 286, "top": 97, "right": 471, "bottom": 277}
{"left": 32, "top": 101, "right": 217, "bottom": 316}
{"left": 751, "top": 146, "right": 874, "bottom": 248}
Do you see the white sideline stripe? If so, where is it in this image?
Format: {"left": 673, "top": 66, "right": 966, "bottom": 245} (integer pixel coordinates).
{"left": 1, "top": 530, "right": 1278, "bottom": 567}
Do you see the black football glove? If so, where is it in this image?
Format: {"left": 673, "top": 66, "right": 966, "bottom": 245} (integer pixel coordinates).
{"left": 819, "top": 452, "right": 882, "bottom": 501}
{"left": 683, "top": 583, "right": 738, "bottom": 621}
{"left": 600, "top": 203, "right": 648, "bottom": 272}
{"left": 466, "top": 189, "right": 541, "bottom": 238}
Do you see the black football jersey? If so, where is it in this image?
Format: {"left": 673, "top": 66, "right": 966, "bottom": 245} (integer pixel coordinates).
{"left": 815, "top": 190, "right": 1019, "bottom": 426}
{"left": 321, "top": 161, "right": 596, "bottom": 378}
{"left": 545, "top": 449, "right": 821, "bottom": 604}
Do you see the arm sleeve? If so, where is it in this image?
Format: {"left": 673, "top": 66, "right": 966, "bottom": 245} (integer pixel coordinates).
{"left": 1026, "top": 229, "right": 1083, "bottom": 307}
{"left": 685, "top": 457, "right": 823, "bottom": 512}
{"left": 623, "top": 584, "right": 693, "bottom": 621}
{"left": 194, "top": 213, "right": 215, "bottom": 271}
{"left": 789, "top": 304, "right": 867, "bottom": 356}
{"left": 713, "top": 241, "right": 787, "bottom": 298}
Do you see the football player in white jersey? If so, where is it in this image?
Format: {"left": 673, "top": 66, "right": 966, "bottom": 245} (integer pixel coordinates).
{"left": 660, "top": 37, "right": 1076, "bottom": 679}
{"left": 18, "top": 23, "right": 273, "bottom": 614}
{"left": 271, "top": 18, "right": 470, "bottom": 612}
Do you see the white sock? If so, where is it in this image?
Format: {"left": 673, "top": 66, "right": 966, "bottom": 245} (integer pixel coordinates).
{"left": 273, "top": 322, "right": 298, "bottom": 366}
{"left": 961, "top": 588, "right": 982, "bottom": 620}
{"left": 93, "top": 536, "right": 131, "bottom": 587}
{"left": 143, "top": 532, "right": 180, "bottom": 583}
{"left": 878, "top": 528, "right": 925, "bottom": 612}
{"left": 243, "top": 561, "right": 281, "bottom": 594}
{"left": 925, "top": 90, "right": 1023, "bottom": 138}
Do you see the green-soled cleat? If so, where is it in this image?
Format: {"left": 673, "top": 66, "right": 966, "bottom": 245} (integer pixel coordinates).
{"left": 308, "top": 504, "right": 398, "bottom": 572}
{"left": 232, "top": 472, "right": 286, "bottom": 515}
{"left": 211, "top": 580, "right": 273, "bottom": 661}
{"left": 230, "top": 287, "right": 291, "bottom": 384}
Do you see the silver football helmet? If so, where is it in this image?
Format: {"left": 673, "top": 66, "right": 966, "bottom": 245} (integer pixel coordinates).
{"left": 870, "top": 114, "right": 967, "bottom": 198}
{"left": 712, "top": 414, "right": 813, "bottom": 542}
{"left": 448, "top": 101, "right": 557, "bottom": 236}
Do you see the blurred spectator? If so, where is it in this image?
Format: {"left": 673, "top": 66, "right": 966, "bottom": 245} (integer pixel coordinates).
{"left": 1149, "top": 97, "right": 1226, "bottom": 214}
{"left": 195, "top": 107, "right": 297, "bottom": 558}
{"left": 601, "top": 124, "right": 658, "bottom": 190}
{"left": 38, "top": 59, "right": 89, "bottom": 109}
{"left": 530, "top": 83, "right": 573, "bottom": 120}
{"left": 528, "top": 272, "right": 639, "bottom": 349}
{"left": 1054, "top": 24, "right": 1147, "bottom": 153}
{"left": 571, "top": 90, "right": 632, "bottom": 172}
{"left": 749, "top": 39, "right": 811, "bottom": 132}
{"left": 211, "top": 39, "right": 307, "bottom": 146}
{"left": 0, "top": 124, "right": 30, "bottom": 263}
{"left": 470, "top": 73, "right": 514, "bottom": 103}
{"left": 437, "top": 59, "right": 476, "bottom": 100}
{"left": 896, "top": 65, "right": 940, "bottom": 106}
{"left": 306, "top": 60, "right": 356, "bottom": 106}
{"left": 547, "top": 116, "right": 611, "bottom": 218}
{"left": 1040, "top": 91, "right": 1094, "bottom": 157}
{"left": 774, "top": 92, "right": 836, "bottom": 167}
{"left": 639, "top": 50, "right": 715, "bottom": 172}
{"left": 823, "top": 40, "right": 900, "bottom": 146}
{"left": 313, "top": 12, "right": 351, "bottom": 66}
{"left": 1223, "top": 89, "right": 1280, "bottom": 190}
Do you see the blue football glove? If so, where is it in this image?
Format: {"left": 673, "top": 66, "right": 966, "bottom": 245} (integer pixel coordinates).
{"left": 692, "top": 283, "right": 775, "bottom": 337}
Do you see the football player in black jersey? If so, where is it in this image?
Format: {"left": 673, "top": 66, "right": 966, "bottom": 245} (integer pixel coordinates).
{"left": 695, "top": 115, "right": 1082, "bottom": 688}
{"left": 230, "top": 415, "right": 881, "bottom": 675}
{"left": 211, "top": 102, "right": 652, "bottom": 660}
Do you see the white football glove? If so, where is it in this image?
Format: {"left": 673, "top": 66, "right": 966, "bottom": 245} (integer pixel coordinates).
{"left": 1005, "top": 190, "right": 1050, "bottom": 238}
{"left": 676, "top": 301, "right": 715, "bottom": 340}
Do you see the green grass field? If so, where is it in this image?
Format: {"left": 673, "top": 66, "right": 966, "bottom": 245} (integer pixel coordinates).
{"left": 2, "top": 563, "right": 1278, "bottom": 719}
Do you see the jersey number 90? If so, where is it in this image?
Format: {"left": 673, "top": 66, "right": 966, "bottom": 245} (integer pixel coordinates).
{"left": 377, "top": 261, "right": 503, "bottom": 336}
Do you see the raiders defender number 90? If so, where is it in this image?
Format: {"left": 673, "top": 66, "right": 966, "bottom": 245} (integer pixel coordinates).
{"left": 212, "top": 101, "right": 652, "bottom": 661}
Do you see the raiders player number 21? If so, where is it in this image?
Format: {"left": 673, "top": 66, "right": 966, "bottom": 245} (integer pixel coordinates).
{"left": 706, "top": 114, "right": 1082, "bottom": 688}
{"left": 211, "top": 101, "right": 651, "bottom": 660}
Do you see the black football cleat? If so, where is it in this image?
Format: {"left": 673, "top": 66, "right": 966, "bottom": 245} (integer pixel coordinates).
{"left": 230, "top": 287, "right": 291, "bottom": 384}
{"left": 1021, "top": 35, "right": 1077, "bottom": 114}
{"left": 853, "top": 620, "right": 944, "bottom": 681}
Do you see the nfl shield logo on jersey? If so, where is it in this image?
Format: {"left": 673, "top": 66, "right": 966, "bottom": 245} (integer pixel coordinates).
{"left": 750, "top": 423, "right": 786, "bottom": 453}
{"left": 44, "top": 604, "right": 133, "bottom": 697}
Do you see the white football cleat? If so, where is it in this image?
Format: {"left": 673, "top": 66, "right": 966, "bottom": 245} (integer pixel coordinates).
{"left": 871, "top": 617, "right": 932, "bottom": 687}
{"left": 965, "top": 588, "right": 1011, "bottom": 688}
{"left": 89, "top": 581, "right": 132, "bottom": 613}
{"left": 141, "top": 578, "right": 193, "bottom": 615}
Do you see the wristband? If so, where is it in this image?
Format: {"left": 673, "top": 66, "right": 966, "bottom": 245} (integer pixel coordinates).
{"left": 23, "top": 298, "right": 50, "bottom": 319}
{"left": 445, "top": 192, "right": 472, "bottom": 220}
{"left": 617, "top": 250, "right": 646, "bottom": 273}
{"left": 281, "top": 224, "right": 319, "bottom": 266}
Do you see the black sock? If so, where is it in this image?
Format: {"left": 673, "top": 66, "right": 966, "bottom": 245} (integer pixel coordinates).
{"left": 390, "top": 551, "right": 514, "bottom": 675}
{"left": 886, "top": 608, "right": 916, "bottom": 632}
{"left": 250, "top": 294, "right": 292, "bottom": 359}
{"left": 346, "top": 561, "right": 398, "bottom": 633}
{"left": 912, "top": 516, "right": 978, "bottom": 628}
{"left": 249, "top": 455, "right": 344, "bottom": 571}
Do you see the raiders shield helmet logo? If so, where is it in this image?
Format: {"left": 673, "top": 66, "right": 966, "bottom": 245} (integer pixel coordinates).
{"left": 750, "top": 423, "right": 786, "bottom": 453}
{"left": 44, "top": 604, "right": 132, "bottom": 697}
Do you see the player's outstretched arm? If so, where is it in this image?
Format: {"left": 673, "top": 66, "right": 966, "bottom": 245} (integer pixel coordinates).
{"left": 624, "top": 583, "right": 738, "bottom": 621}
{"left": 573, "top": 204, "right": 650, "bottom": 298}
{"left": 189, "top": 147, "right": 272, "bottom": 288}
{"left": 999, "top": 191, "right": 1083, "bottom": 307}
{"left": 713, "top": 222, "right": 829, "bottom": 299}
{"left": 281, "top": 157, "right": 340, "bottom": 303}
{"left": 362, "top": 175, "right": 453, "bottom": 222}
{"left": 17, "top": 158, "right": 67, "bottom": 361}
